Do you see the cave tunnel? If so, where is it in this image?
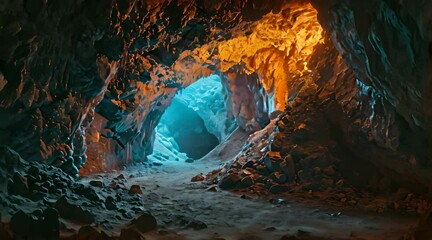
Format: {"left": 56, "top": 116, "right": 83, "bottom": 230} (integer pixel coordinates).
{"left": 149, "top": 74, "right": 236, "bottom": 162}
{"left": 1, "top": 0, "right": 432, "bottom": 239}
{"left": 155, "top": 97, "right": 220, "bottom": 160}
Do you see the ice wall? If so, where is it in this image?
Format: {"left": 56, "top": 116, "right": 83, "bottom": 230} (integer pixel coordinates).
{"left": 149, "top": 75, "right": 237, "bottom": 161}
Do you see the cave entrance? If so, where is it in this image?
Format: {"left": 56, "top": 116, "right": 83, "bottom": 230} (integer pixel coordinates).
{"left": 148, "top": 75, "right": 237, "bottom": 162}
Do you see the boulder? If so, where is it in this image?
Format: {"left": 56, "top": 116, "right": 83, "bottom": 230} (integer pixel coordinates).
{"left": 131, "top": 212, "right": 157, "bottom": 233}
{"left": 10, "top": 208, "right": 59, "bottom": 240}
{"left": 54, "top": 196, "right": 94, "bottom": 224}
{"left": 129, "top": 185, "right": 143, "bottom": 194}
{"left": 191, "top": 173, "right": 205, "bottom": 182}
{"left": 186, "top": 220, "right": 208, "bottom": 230}
{"left": 74, "top": 185, "right": 101, "bottom": 202}
{"left": 7, "top": 172, "right": 30, "bottom": 197}
{"left": 218, "top": 173, "right": 242, "bottom": 189}
{"left": 89, "top": 180, "right": 104, "bottom": 188}
{"left": 238, "top": 176, "right": 254, "bottom": 189}
{"left": 105, "top": 196, "right": 117, "bottom": 210}
{"left": 270, "top": 172, "right": 288, "bottom": 184}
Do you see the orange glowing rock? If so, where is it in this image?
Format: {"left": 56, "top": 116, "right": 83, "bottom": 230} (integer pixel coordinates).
{"left": 217, "top": 2, "right": 324, "bottom": 110}
{"left": 173, "top": 2, "right": 324, "bottom": 110}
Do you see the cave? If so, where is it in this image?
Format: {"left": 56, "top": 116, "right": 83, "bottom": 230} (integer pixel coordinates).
{"left": 150, "top": 74, "right": 235, "bottom": 162}
{"left": 1, "top": 0, "right": 432, "bottom": 239}
{"left": 155, "top": 96, "right": 220, "bottom": 160}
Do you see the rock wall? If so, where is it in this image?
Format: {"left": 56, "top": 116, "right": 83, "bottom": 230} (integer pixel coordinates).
{"left": 0, "top": 0, "right": 291, "bottom": 174}
{"left": 309, "top": 0, "right": 432, "bottom": 190}
{"left": 173, "top": 75, "right": 236, "bottom": 142}
{"left": 312, "top": 0, "right": 432, "bottom": 164}
{"left": 87, "top": 0, "right": 293, "bottom": 167}
{"left": 222, "top": 70, "right": 271, "bottom": 133}
{"left": 2, "top": 0, "right": 431, "bottom": 189}
{"left": 0, "top": 0, "right": 115, "bottom": 177}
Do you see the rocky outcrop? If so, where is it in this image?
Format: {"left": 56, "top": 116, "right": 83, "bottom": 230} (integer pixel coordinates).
{"left": 312, "top": 0, "right": 432, "bottom": 165}
{"left": 0, "top": 0, "right": 116, "bottom": 177}
{"left": 0, "top": 0, "right": 290, "bottom": 172}
{"left": 1, "top": 0, "right": 431, "bottom": 196}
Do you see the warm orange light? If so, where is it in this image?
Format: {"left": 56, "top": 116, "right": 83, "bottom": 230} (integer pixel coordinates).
{"left": 174, "top": 2, "right": 324, "bottom": 110}
{"left": 217, "top": 2, "right": 324, "bottom": 110}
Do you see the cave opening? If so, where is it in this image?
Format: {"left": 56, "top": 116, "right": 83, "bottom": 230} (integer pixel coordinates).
{"left": 1, "top": 0, "right": 431, "bottom": 239}
{"left": 148, "top": 74, "right": 236, "bottom": 162}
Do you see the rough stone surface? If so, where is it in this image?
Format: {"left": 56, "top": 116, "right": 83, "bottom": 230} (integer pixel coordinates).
{"left": 129, "top": 185, "right": 143, "bottom": 195}
{"left": 10, "top": 208, "right": 59, "bottom": 240}
{"left": 0, "top": 0, "right": 432, "bottom": 237}
{"left": 131, "top": 212, "right": 158, "bottom": 233}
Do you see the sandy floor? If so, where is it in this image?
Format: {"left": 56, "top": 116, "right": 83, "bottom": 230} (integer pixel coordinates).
{"left": 118, "top": 159, "right": 418, "bottom": 240}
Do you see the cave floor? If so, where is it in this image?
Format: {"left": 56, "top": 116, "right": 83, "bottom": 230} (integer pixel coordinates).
{"left": 89, "top": 158, "right": 419, "bottom": 240}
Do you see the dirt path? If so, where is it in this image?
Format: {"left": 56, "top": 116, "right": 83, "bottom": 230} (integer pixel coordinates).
{"left": 122, "top": 159, "right": 418, "bottom": 240}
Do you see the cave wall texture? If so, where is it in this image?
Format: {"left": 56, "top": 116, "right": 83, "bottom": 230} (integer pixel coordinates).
{"left": 311, "top": 0, "right": 432, "bottom": 191}
{"left": 0, "top": 0, "right": 431, "bottom": 191}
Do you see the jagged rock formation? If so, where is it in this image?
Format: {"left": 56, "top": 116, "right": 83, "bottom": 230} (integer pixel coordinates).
{"left": 0, "top": 0, "right": 115, "bottom": 177}
{"left": 1, "top": 0, "right": 432, "bottom": 239}
{"left": 311, "top": 0, "right": 432, "bottom": 189}
{"left": 0, "top": 0, "right": 431, "bottom": 192}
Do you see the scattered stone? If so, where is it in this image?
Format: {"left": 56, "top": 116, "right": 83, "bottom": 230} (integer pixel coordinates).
{"left": 89, "top": 180, "right": 104, "bottom": 188}
{"left": 241, "top": 169, "right": 253, "bottom": 175}
{"left": 105, "top": 196, "right": 117, "bottom": 210}
{"left": 242, "top": 160, "right": 256, "bottom": 169}
{"left": 186, "top": 220, "right": 207, "bottom": 230}
{"left": 54, "top": 196, "right": 94, "bottom": 224}
{"left": 238, "top": 176, "right": 254, "bottom": 188}
{"left": 131, "top": 212, "right": 157, "bottom": 233}
{"left": 191, "top": 173, "right": 205, "bottom": 182}
{"left": 7, "top": 172, "right": 30, "bottom": 198}
{"left": 255, "top": 176, "right": 268, "bottom": 184}
{"left": 129, "top": 185, "right": 143, "bottom": 194}
{"left": 27, "top": 165, "right": 40, "bottom": 177}
{"left": 185, "top": 158, "right": 194, "bottom": 163}
{"left": 270, "top": 172, "right": 288, "bottom": 184}
{"left": 74, "top": 185, "right": 101, "bottom": 202}
{"left": 123, "top": 212, "right": 134, "bottom": 219}
{"left": 132, "top": 206, "right": 145, "bottom": 213}
{"left": 116, "top": 174, "right": 125, "bottom": 180}
{"left": 256, "top": 165, "right": 269, "bottom": 175}
{"left": 218, "top": 173, "right": 242, "bottom": 190}
{"left": 152, "top": 161, "right": 163, "bottom": 166}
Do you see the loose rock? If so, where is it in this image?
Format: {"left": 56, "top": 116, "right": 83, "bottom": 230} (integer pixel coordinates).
{"left": 131, "top": 212, "right": 157, "bottom": 233}
{"left": 129, "top": 185, "right": 143, "bottom": 194}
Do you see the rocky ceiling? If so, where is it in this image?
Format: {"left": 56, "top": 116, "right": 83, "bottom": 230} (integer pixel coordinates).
{"left": 0, "top": 0, "right": 431, "bottom": 191}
